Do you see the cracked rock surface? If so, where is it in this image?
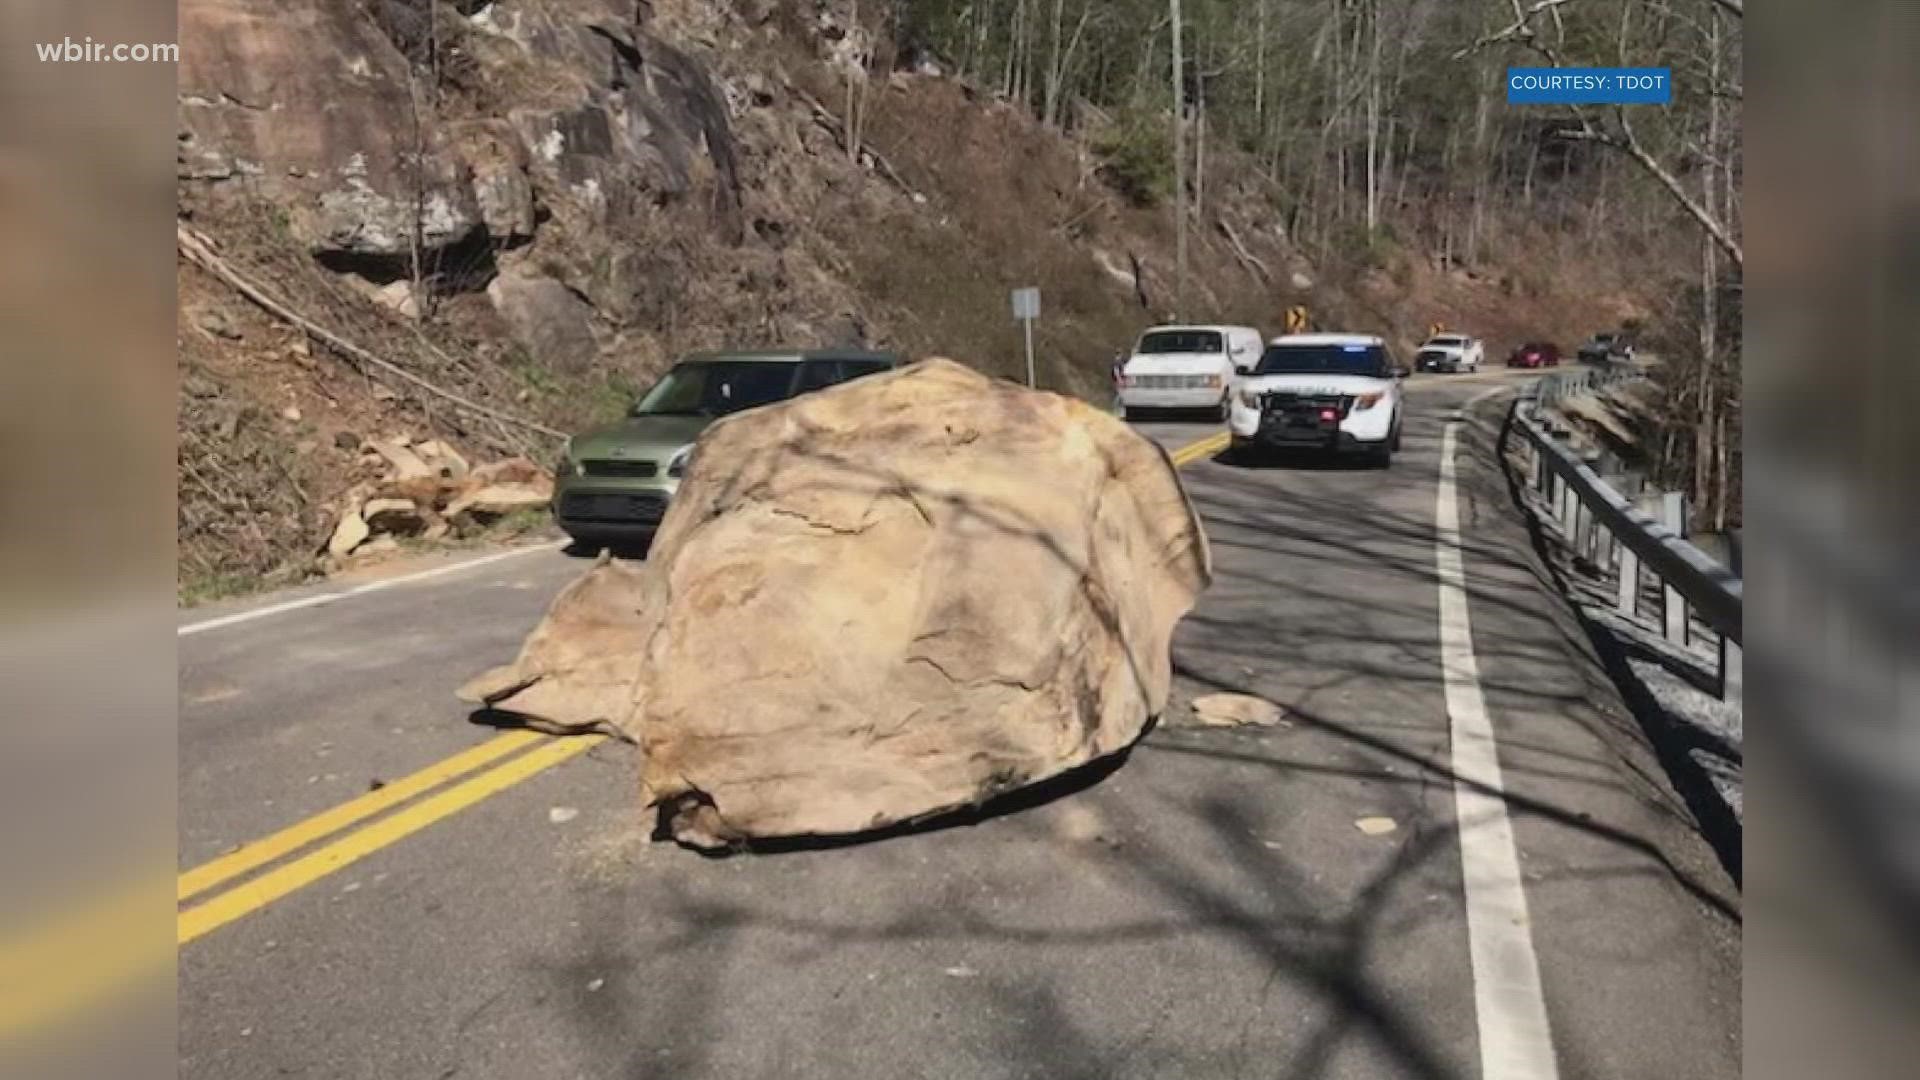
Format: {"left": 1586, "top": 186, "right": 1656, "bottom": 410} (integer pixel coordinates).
{"left": 461, "top": 359, "right": 1211, "bottom": 848}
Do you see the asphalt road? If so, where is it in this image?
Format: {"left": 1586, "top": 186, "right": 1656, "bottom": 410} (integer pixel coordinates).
{"left": 177, "top": 370, "right": 1739, "bottom": 1079}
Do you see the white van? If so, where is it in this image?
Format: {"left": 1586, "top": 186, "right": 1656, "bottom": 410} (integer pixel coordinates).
{"left": 1118, "top": 325, "right": 1264, "bottom": 420}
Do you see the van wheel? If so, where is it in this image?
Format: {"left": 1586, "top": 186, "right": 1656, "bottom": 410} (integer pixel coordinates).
{"left": 1391, "top": 418, "right": 1403, "bottom": 451}
{"left": 1213, "top": 395, "right": 1230, "bottom": 422}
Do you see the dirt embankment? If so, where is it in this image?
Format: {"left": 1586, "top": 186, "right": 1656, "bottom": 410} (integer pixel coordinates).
{"left": 177, "top": 0, "right": 1646, "bottom": 600}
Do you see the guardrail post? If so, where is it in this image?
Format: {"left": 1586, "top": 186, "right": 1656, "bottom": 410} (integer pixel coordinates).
{"left": 1661, "top": 492, "right": 1688, "bottom": 645}
{"left": 1559, "top": 478, "right": 1578, "bottom": 535}
{"left": 1598, "top": 473, "right": 1632, "bottom": 568}
{"left": 1617, "top": 543, "right": 1640, "bottom": 617}
{"left": 1720, "top": 637, "right": 1743, "bottom": 701}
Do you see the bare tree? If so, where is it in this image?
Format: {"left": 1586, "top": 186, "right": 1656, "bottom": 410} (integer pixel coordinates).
{"left": 1169, "top": 0, "right": 1186, "bottom": 317}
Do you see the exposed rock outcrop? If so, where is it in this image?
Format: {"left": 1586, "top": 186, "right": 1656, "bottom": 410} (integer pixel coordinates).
{"left": 179, "top": 0, "right": 745, "bottom": 358}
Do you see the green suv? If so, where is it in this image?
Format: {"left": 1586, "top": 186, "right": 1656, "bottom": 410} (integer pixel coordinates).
{"left": 554, "top": 349, "right": 899, "bottom": 545}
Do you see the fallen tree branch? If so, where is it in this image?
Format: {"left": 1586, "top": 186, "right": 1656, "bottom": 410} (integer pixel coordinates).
{"left": 1215, "top": 217, "right": 1272, "bottom": 283}
{"left": 790, "top": 86, "right": 917, "bottom": 195}
{"left": 177, "top": 223, "right": 567, "bottom": 440}
{"left": 1053, "top": 200, "right": 1104, "bottom": 235}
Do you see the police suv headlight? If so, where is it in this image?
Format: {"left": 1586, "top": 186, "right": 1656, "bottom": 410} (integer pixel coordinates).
{"left": 1237, "top": 389, "right": 1262, "bottom": 408}
{"left": 1352, "top": 392, "right": 1386, "bottom": 411}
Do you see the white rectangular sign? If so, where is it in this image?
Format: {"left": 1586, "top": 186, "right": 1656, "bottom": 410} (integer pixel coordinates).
{"left": 1011, "top": 287, "right": 1040, "bottom": 321}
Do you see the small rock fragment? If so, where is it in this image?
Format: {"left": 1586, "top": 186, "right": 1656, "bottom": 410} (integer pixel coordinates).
{"left": 549, "top": 806, "right": 580, "bottom": 824}
{"left": 362, "top": 497, "right": 426, "bottom": 535}
{"left": 370, "top": 439, "right": 435, "bottom": 480}
{"left": 1354, "top": 816, "right": 1398, "bottom": 836}
{"left": 1189, "top": 693, "right": 1284, "bottom": 728}
{"left": 446, "top": 483, "right": 550, "bottom": 522}
{"left": 326, "top": 508, "right": 370, "bottom": 557}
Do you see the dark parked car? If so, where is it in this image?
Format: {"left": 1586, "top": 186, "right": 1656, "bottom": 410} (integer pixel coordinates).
{"left": 1577, "top": 332, "right": 1634, "bottom": 364}
{"left": 1506, "top": 342, "right": 1562, "bottom": 368}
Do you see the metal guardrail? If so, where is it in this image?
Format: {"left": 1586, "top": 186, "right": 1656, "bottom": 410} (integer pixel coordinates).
{"left": 1534, "top": 363, "right": 1643, "bottom": 408}
{"left": 1515, "top": 369, "right": 1744, "bottom": 699}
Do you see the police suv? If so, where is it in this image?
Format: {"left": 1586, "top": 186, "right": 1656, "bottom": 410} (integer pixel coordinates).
{"left": 1227, "top": 333, "right": 1407, "bottom": 467}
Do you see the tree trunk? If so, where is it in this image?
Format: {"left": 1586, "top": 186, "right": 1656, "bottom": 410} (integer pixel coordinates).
{"left": 1255, "top": 0, "right": 1268, "bottom": 128}
{"left": 1194, "top": 26, "right": 1206, "bottom": 222}
{"left": 1042, "top": 0, "right": 1064, "bottom": 125}
{"left": 1365, "top": 0, "right": 1380, "bottom": 238}
{"left": 1170, "top": 0, "right": 1186, "bottom": 318}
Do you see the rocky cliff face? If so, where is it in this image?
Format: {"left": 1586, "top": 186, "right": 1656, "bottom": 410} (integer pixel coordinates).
{"left": 179, "top": 0, "right": 778, "bottom": 367}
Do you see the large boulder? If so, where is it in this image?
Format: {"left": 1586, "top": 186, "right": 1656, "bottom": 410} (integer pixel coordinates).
{"left": 486, "top": 267, "right": 599, "bottom": 369}
{"left": 461, "top": 360, "right": 1210, "bottom": 848}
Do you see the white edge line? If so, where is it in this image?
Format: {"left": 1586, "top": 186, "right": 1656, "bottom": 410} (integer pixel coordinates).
{"left": 179, "top": 542, "right": 565, "bottom": 637}
{"left": 1436, "top": 388, "right": 1560, "bottom": 1080}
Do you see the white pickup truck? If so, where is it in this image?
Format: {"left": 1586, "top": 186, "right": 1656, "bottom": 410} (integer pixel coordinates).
{"left": 1414, "top": 333, "right": 1484, "bottom": 373}
{"left": 1228, "top": 333, "right": 1406, "bottom": 468}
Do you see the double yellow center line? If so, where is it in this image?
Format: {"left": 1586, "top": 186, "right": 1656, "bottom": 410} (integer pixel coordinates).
{"left": 1171, "top": 430, "right": 1231, "bottom": 467}
{"left": 175, "top": 730, "right": 605, "bottom": 945}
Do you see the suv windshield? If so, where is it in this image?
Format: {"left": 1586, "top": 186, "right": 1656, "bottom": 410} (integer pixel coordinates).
{"left": 1138, "top": 330, "right": 1224, "bottom": 354}
{"left": 1255, "top": 344, "right": 1392, "bottom": 377}
{"left": 630, "top": 361, "right": 798, "bottom": 418}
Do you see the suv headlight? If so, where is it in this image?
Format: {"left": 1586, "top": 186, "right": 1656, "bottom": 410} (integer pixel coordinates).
{"left": 557, "top": 437, "right": 581, "bottom": 477}
{"left": 1352, "top": 392, "right": 1386, "bottom": 411}
{"left": 1237, "top": 389, "right": 1262, "bottom": 408}
{"left": 666, "top": 445, "right": 694, "bottom": 478}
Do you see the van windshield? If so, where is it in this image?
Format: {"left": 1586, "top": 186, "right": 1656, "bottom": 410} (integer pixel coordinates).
{"left": 1254, "top": 344, "right": 1391, "bottom": 377}
{"left": 1137, "top": 330, "right": 1224, "bottom": 354}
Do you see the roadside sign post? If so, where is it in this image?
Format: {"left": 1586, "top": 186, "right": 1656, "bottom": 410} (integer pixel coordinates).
{"left": 1012, "top": 287, "right": 1041, "bottom": 388}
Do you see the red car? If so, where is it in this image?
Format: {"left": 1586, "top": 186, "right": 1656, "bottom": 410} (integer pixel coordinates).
{"left": 1506, "top": 341, "right": 1562, "bottom": 368}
